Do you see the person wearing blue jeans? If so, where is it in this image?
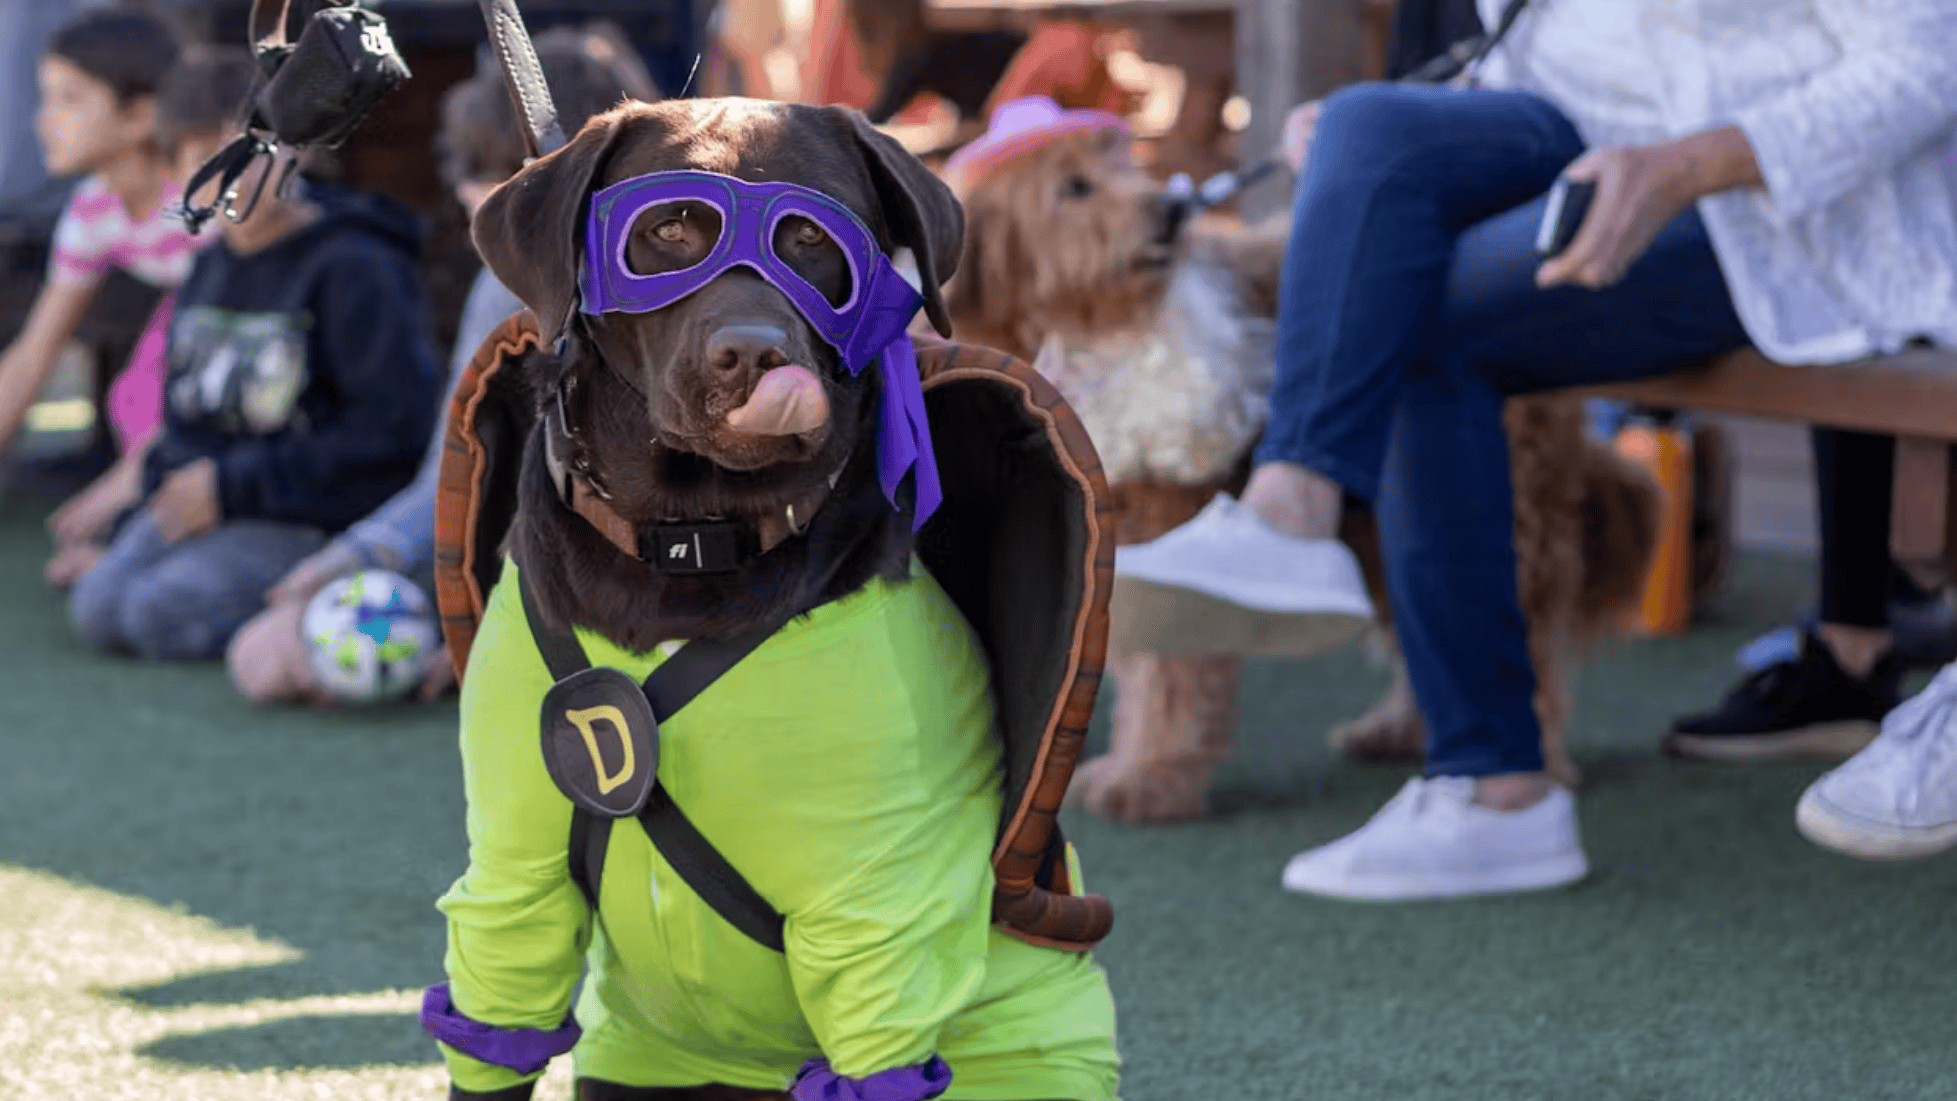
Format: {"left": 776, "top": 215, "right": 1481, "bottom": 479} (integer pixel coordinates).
{"left": 1111, "top": 0, "right": 1957, "bottom": 900}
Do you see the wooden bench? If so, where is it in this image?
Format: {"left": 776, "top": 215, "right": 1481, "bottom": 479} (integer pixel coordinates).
{"left": 1581, "top": 345, "right": 1957, "bottom": 577}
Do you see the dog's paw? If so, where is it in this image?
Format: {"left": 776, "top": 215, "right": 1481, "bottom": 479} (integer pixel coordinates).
{"left": 1328, "top": 709, "right": 1424, "bottom": 762}
{"left": 1071, "top": 755, "right": 1211, "bottom": 822}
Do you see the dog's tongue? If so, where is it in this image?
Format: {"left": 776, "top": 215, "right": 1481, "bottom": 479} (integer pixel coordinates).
{"left": 726, "top": 365, "right": 829, "bottom": 436}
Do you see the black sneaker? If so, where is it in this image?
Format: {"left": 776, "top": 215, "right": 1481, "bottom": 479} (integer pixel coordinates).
{"left": 1888, "top": 569, "right": 1957, "bottom": 668}
{"left": 1664, "top": 631, "right": 1901, "bottom": 761}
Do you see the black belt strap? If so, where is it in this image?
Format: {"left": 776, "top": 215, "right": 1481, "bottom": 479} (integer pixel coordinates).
{"left": 518, "top": 573, "right": 788, "bottom": 952}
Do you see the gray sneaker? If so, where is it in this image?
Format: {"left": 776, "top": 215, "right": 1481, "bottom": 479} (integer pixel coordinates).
{"left": 1797, "top": 664, "right": 1957, "bottom": 860}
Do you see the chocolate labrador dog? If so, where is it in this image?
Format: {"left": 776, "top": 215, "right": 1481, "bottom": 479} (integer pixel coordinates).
{"left": 441, "top": 97, "right": 1123, "bottom": 1101}
{"left": 471, "top": 98, "right": 962, "bottom": 651}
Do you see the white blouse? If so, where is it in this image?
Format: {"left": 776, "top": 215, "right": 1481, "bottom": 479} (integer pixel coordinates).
{"left": 1475, "top": 0, "right": 1957, "bottom": 365}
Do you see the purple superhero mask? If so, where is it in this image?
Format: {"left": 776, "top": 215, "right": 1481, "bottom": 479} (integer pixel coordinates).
{"left": 579, "top": 169, "right": 941, "bottom": 529}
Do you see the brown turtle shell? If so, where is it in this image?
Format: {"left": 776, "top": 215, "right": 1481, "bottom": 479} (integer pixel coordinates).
{"left": 432, "top": 311, "right": 1115, "bottom": 951}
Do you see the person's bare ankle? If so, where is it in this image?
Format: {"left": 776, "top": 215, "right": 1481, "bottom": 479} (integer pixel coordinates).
{"left": 1471, "top": 771, "right": 1554, "bottom": 812}
{"left": 1239, "top": 462, "right": 1341, "bottom": 540}
{"left": 1814, "top": 622, "right": 1893, "bottom": 680}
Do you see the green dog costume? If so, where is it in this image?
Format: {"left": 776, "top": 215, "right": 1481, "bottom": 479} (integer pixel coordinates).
{"left": 435, "top": 560, "right": 1117, "bottom": 1096}
{"left": 426, "top": 318, "right": 1125, "bottom": 1098}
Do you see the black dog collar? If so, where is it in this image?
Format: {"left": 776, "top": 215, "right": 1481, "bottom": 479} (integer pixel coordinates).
{"left": 541, "top": 387, "right": 842, "bottom": 574}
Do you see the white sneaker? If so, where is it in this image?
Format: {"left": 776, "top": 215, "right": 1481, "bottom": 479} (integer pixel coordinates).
{"left": 1796, "top": 664, "right": 1957, "bottom": 860}
{"left": 1109, "top": 494, "right": 1374, "bottom": 661}
{"left": 1281, "top": 777, "right": 1589, "bottom": 900}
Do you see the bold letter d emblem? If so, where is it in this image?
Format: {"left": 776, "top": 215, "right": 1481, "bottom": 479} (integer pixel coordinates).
{"left": 540, "top": 668, "right": 658, "bottom": 817}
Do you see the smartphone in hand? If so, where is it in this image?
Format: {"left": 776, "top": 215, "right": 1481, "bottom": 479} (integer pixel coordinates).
{"left": 1535, "top": 177, "right": 1596, "bottom": 259}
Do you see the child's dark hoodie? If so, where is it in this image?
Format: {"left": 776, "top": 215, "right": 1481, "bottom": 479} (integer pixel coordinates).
{"left": 145, "top": 180, "right": 445, "bottom": 533}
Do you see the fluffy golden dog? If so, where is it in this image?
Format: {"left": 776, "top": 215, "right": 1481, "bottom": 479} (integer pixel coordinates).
{"left": 942, "top": 124, "right": 1660, "bottom": 819}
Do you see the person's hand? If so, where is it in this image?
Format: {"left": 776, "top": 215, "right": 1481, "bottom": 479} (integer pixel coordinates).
{"left": 418, "top": 645, "right": 458, "bottom": 702}
{"left": 48, "top": 459, "right": 141, "bottom": 547}
{"left": 1282, "top": 100, "right": 1324, "bottom": 176}
{"left": 147, "top": 459, "right": 220, "bottom": 543}
{"left": 1536, "top": 144, "right": 1700, "bottom": 290}
{"left": 48, "top": 486, "right": 116, "bottom": 547}
{"left": 267, "top": 539, "right": 366, "bottom": 607}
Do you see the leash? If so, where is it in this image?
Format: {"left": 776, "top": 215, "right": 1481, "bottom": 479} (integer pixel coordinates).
{"left": 476, "top": 0, "right": 565, "bottom": 158}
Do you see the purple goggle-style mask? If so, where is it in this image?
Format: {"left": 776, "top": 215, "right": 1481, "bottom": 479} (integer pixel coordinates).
{"left": 578, "top": 169, "right": 940, "bottom": 529}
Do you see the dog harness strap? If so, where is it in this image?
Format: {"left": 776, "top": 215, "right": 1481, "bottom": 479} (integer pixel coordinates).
{"left": 517, "top": 573, "right": 591, "bottom": 682}
{"left": 567, "top": 807, "right": 609, "bottom": 913}
{"left": 634, "top": 622, "right": 791, "bottom": 951}
{"left": 517, "top": 568, "right": 790, "bottom": 951}
{"left": 637, "top": 786, "right": 788, "bottom": 951}
{"left": 641, "top": 627, "right": 782, "bottom": 724}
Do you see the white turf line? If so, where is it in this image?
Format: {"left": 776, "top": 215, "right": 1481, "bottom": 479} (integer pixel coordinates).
{"left": 0, "top": 865, "right": 577, "bottom": 1100}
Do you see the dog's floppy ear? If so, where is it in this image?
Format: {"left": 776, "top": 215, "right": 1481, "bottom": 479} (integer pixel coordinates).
{"left": 835, "top": 108, "right": 964, "bottom": 337}
{"left": 471, "top": 111, "right": 629, "bottom": 341}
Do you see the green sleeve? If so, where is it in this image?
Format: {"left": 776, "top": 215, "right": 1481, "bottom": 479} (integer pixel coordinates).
{"left": 782, "top": 799, "right": 996, "bottom": 1080}
{"left": 773, "top": 570, "right": 1003, "bottom": 1081}
{"left": 782, "top": 833, "right": 994, "bottom": 1079}
{"left": 436, "top": 568, "right": 591, "bottom": 1092}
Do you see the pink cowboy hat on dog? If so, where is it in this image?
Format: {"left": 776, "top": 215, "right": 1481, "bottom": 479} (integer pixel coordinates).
{"left": 943, "top": 95, "right": 1133, "bottom": 188}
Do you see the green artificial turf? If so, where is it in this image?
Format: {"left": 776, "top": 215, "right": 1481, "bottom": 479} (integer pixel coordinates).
{"left": 3, "top": 488, "right": 1955, "bottom": 1100}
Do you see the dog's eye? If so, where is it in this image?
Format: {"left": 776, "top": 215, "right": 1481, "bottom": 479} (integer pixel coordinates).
{"left": 1063, "top": 176, "right": 1094, "bottom": 199}
{"left": 653, "top": 219, "right": 686, "bottom": 243}
{"left": 794, "top": 221, "right": 828, "bottom": 247}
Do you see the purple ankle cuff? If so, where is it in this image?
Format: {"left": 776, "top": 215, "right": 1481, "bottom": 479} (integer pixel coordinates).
{"left": 791, "top": 1055, "right": 952, "bottom": 1101}
{"left": 420, "top": 982, "right": 581, "bottom": 1076}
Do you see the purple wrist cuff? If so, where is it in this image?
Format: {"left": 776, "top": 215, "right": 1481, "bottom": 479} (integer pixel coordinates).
{"left": 791, "top": 1055, "right": 952, "bottom": 1101}
{"left": 420, "top": 982, "right": 581, "bottom": 1077}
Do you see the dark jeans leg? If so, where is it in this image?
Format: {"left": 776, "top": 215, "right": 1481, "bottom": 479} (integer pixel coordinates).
{"left": 70, "top": 512, "right": 327, "bottom": 660}
{"left": 1382, "top": 200, "right": 1751, "bottom": 775}
{"left": 1812, "top": 428, "right": 1894, "bottom": 630}
{"left": 1256, "top": 83, "right": 1753, "bottom": 777}
{"left": 122, "top": 520, "right": 328, "bottom": 659}
{"left": 70, "top": 510, "right": 173, "bottom": 653}
{"left": 1255, "top": 82, "right": 1590, "bottom": 496}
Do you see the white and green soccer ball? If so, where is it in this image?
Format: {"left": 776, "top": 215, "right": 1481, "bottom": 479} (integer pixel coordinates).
{"left": 301, "top": 569, "right": 441, "bottom": 703}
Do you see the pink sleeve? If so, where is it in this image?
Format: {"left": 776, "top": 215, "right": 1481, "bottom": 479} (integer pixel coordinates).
{"left": 47, "top": 182, "right": 120, "bottom": 287}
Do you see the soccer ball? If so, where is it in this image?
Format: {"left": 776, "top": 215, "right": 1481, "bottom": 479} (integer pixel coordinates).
{"left": 301, "top": 569, "right": 442, "bottom": 703}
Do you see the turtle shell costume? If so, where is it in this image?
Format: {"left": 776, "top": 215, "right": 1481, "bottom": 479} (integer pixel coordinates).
{"left": 431, "top": 312, "right": 1123, "bottom": 952}
{"left": 419, "top": 24, "right": 1121, "bottom": 1099}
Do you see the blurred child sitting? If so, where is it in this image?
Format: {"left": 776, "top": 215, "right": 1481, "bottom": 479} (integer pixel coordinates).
{"left": 0, "top": 9, "right": 214, "bottom": 586}
{"left": 69, "top": 45, "right": 444, "bottom": 661}
{"left": 225, "top": 23, "right": 658, "bottom": 704}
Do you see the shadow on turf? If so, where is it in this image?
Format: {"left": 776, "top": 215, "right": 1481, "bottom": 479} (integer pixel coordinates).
{"left": 116, "top": 960, "right": 325, "bottom": 1009}
{"left": 138, "top": 1010, "right": 433, "bottom": 1071}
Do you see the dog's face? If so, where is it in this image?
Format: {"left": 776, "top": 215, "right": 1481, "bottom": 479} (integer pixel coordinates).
{"left": 472, "top": 98, "right": 962, "bottom": 535}
{"left": 945, "top": 129, "right": 1187, "bottom": 356}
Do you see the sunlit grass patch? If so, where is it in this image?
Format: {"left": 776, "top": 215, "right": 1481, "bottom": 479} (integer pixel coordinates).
{"left": 0, "top": 866, "right": 574, "bottom": 1100}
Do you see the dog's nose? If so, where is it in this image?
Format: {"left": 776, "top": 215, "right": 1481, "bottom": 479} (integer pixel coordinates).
{"left": 707, "top": 323, "right": 791, "bottom": 375}
{"left": 1152, "top": 193, "right": 1193, "bottom": 244}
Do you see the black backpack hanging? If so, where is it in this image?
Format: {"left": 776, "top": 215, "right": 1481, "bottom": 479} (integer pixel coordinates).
{"left": 180, "top": 0, "right": 412, "bottom": 233}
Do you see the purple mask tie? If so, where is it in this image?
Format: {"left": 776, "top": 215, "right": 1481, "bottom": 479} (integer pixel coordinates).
{"left": 579, "top": 170, "right": 942, "bottom": 529}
